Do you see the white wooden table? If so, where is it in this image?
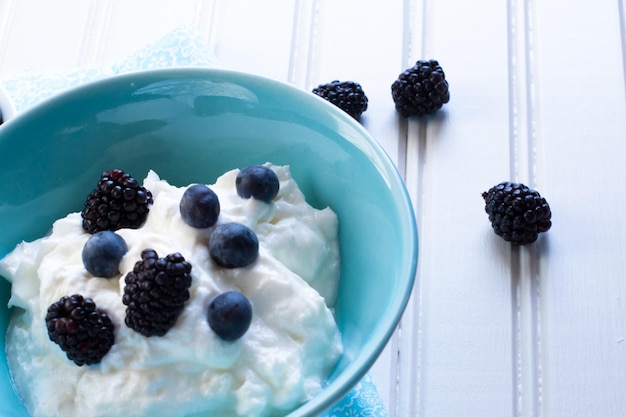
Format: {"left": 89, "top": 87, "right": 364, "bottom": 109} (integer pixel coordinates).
{"left": 2, "top": 1, "right": 626, "bottom": 416}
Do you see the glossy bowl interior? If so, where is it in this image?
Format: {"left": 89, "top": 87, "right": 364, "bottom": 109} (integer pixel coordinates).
{"left": 0, "top": 68, "right": 417, "bottom": 417}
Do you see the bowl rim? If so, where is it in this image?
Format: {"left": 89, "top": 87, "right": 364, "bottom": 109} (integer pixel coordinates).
{"left": 0, "top": 67, "right": 418, "bottom": 416}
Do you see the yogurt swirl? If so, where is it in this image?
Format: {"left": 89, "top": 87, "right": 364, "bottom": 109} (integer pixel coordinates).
{"left": 0, "top": 164, "right": 342, "bottom": 417}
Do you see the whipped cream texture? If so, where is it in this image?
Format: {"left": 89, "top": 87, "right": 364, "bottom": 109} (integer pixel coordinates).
{"left": 0, "top": 164, "right": 342, "bottom": 417}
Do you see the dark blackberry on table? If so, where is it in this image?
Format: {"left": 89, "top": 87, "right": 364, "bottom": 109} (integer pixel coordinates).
{"left": 81, "top": 169, "right": 153, "bottom": 234}
{"left": 122, "top": 249, "right": 192, "bottom": 337}
{"left": 391, "top": 59, "right": 450, "bottom": 117}
{"left": 482, "top": 181, "right": 552, "bottom": 245}
{"left": 45, "top": 294, "right": 115, "bottom": 366}
{"left": 312, "top": 80, "right": 368, "bottom": 119}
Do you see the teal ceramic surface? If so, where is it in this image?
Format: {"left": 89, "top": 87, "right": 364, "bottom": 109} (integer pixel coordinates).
{"left": 0, "top": 68, "right": 417, "bottom": 417}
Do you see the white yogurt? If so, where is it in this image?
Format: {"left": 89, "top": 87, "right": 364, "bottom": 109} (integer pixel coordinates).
{"left": 0, "top": 164, "right": 342, "bottom": 417}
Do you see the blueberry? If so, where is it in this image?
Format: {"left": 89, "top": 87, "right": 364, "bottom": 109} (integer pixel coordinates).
{"left": 235, "top": 165, "right": 279, "bottom": 203}
{"left": 82, "top": 231, "right": 128, "bottom": 277}
{"left": 209, "top": 223, "right": 259, "bottom": 268}
{"left": 207, "top": 291, "right": 253, "bottom": 341}
{"left": 180, "top": 184, "right": 220, "bottom": 228}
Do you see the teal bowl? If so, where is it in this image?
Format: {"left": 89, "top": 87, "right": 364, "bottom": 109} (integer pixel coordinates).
{"left": 0, "top": 68, "right": 417, "bottom": 417}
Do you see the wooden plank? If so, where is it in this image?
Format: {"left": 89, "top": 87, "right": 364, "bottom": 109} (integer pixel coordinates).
{"left": 0, "top": 0, "right": 90, "bottom": 73}
{"left": 533, "top": 0, "right": 626, "bottom": 415}
{"left": 308, "top": 0, "right": 405, "bottom": 164}
{"left": 0, "top": 0, "right": 17, "bottom": 71}
{"left": 306, "top": 0, "right": 407, "bottom": 410}
{"left": 402, "top": 0, "right": 517, "bottom": 415}
{"left": 210, "top": 0, "right": 297, "bottom": 81}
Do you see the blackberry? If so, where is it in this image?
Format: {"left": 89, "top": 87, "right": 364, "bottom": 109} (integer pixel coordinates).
{"left": 482, "top": 182, "right": 552, "bottom": 245}
{"left": 391, "top": 59, "right": 450, "bottom": 117}
{"left": 122, "top": 249, "right": 192, "bottom": 337}
{"left": 45, "top": 294, "right": 115, "bottom": 366}
{"left": 312, "top": 80, "right": 368, "bottom": 119}
{"left": 81, "top": 169, "right": 153, "bottom": 234}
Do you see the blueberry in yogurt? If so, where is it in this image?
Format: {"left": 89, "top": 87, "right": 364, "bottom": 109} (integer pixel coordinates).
{"left": 207, "top": 291, "right": 253, "bottom": 341}
{"left": 236, "top": 165, "right": 280, "bottom": 203}
{"left": 209, "top": 222, "right": 259, "bottom": 268}
{"left": 82, "top": 231, "right": 128, "bottom": 278}
{"left": 180, "top": 184, "right": 220, "bottom": 228}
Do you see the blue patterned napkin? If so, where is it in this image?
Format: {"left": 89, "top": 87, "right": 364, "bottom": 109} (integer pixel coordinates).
{"left": 324, "top": 373, "right": 388, "bottom": 416}
{"left": 0, "top": 26, "right": 388, "bottom": 417}
{"left": 2, "top": 26, "right": 218, "bottom": 112}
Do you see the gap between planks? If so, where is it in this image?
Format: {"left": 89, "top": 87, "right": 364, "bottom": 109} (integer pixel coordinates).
{"left": 395, "top": 0, "right": 428, "bottom": 416}
{"left": 507, "top": 0, "right": 543, "bottom": 415}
